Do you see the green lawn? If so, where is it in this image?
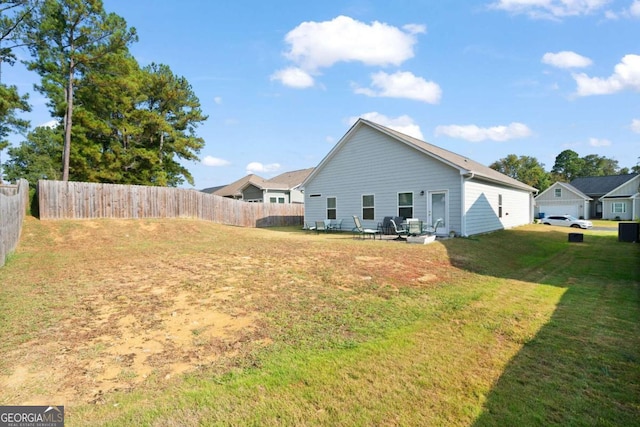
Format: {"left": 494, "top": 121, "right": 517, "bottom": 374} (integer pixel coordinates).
{"left": 1, "top": 219, "right": 638, "bottom": 426}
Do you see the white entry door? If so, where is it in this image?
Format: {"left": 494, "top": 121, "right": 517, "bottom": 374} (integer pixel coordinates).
{"left": 428, "top": 191, "right": 448, "bottom": 235}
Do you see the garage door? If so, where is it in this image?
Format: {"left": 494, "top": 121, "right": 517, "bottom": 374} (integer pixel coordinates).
{"left": 537, "top": 202, "right": 579, "bottom": 218}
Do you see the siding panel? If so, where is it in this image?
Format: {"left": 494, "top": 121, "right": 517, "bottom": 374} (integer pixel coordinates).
{"left": 464, "top": 179, "right": 532, "bottom": 236}
{"left": 304, "top": 126, "right": 462, "bottom": 232}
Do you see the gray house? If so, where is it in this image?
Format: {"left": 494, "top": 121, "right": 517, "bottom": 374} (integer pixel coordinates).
{"left": 535, "top": 173, "right": 640, "bottom": 220}
{"left": 301, "top": 119, "right": 538, "bottom": 237}
{"left": 209, "top": 168, "right": 314, "bottom": 204}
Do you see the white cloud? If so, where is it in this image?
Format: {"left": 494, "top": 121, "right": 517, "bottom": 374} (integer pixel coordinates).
{"left": 353, "top": 71, "right": 442, "bottom": 104}
{"left": 542, "top": 51, "right": 592, "bottom": 68}
{"left": 631, "top": 119, "right": 640, "bottom": 133}
{"left": 202, "top": 156, "right": 230, "bottom": 167}
{"left": 282, "top": 15, "right": 423, "bottom": 72}
{"left": 349, "top": 112, "right": 424, "bottom": 140}
{"left": 489, "top": 0, "right": 611, "bottom": 19}
{"left": 589, "top": 137, "right": 612, "bottom": 147}
{"left": 38, "top": 120, "right": 60, "bottom": 129}
{"left": 246, "top": 162, "right": 281, "bottom": 175}
{"left": 434, "top": 122, "right": 532, "bottom": 142}
{"left": 629, "top": 0, "right": 640, "bottom": 16}
{"left": 270, "top": 67, "right": 315, "bottom": 89}
{"left": 573, "top": 54, "right": 640, "bottom": 96}
{"left": 214, "top": 96, "right": 222, "bottom": 105}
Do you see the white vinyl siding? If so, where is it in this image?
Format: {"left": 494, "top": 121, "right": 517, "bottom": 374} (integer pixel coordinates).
{"left": 535, "top": 183, "right": 589, "bottom": 219}
{"left": 304, "top": 126, "right": 462, "bottom": 231}
{"left": 464, "top": 179, "right": 531, "bottom": 236}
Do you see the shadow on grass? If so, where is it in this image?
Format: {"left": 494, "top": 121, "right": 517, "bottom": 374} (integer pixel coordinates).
{"left": 442, "top": 229, "right": 640, "bottom": 425}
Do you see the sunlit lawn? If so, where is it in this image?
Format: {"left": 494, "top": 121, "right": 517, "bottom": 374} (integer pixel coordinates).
{"left": 1, "top": 218, "right": 638, "bottom": 426}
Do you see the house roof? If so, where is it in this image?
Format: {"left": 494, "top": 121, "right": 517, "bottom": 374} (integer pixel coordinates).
{"left": 201, "top": 185, "right": 226, "bottom": 194}
{"left": 535, "top": 181, "right": 592, "bottom": 200}
{"left": 211, "top": 168, "right": 315, "bottom": 197}
{"left": 303, "top": 118, "right": 537, "bottom": 193}
{"left": 211, "top": 174, "right": 269, "bottom": 197}
{"left": 268, "top": 168, "right": 315, "bottom": 189}
{"left": 570, "top": 173, "right": 639, "bottom": 196}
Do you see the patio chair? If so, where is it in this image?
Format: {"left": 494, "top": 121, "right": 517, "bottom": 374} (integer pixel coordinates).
{"left": 315, "top": 220, "right": 327, "bottom": 234}
{"left": 389, "top": 219, "right": 409, "bottom": 239}
{"left": 328, "top": 218, "right": 343, "bottom": 231}
{"left": 352, "top": 215, "right": 380, "bottom": 239}
{"left": 404, "top": 218, "right": 423, "bottom": 236}
{"left": 380, "top": 216, "right": 394, "bottom": 235}
{"left": 423, "top": 218, "right": 444, "bottom": 235}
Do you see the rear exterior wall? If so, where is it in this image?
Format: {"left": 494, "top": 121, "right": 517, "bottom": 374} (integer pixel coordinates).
{"left": 303, "top": 126, "right": 462, "bottom": 233}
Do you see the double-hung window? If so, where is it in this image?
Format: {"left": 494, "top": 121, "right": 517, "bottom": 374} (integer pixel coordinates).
{"left": 554, "top": 188, "right": 562, "bottom": 198}
{"left": 362, "top": 195, "right": 375, "bottom": 220}
{"left": 327, "top": 197, "right": 337, "bottom": 220}
{"left": 612, "top": 202, "right": 626, "bottom": 214}
{"left": 398, "top": 192, "right": 413, "bottom": 219}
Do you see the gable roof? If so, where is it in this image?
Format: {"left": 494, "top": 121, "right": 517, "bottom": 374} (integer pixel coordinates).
{"left": 570, "top": 173, "right": 639, "bottom": 196}
{"left": 212, "top": 168, "right": 315, "bottom": 198}
{"left": 303, "top": 118, "right": 537, "bottom": 193}
{"left": 268, "top": 167, "right": 315, "bottom": 189}
{"left": 201, "top": 185, "right": 226, "bottom": 194}
{"left": 212, "top": 174, "right": 268, "bottom": 198}
{"left": 535, "top": 181, "right": 592, "bottom": 200}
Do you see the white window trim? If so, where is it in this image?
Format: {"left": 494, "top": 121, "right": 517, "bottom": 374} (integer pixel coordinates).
{"left": 398, "top": 191, "right": 414, "bottom": 218}
{"left": 612, "top": 202, "right": 626, "bottom": 213}
{"left": 362, "top": 194, "right": 375, "bottom": 220}
{"left": 327, "top": 196, "right": 337, "bottom": 219}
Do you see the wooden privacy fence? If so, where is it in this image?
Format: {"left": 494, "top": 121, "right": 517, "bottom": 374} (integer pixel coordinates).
{"left": 0, "top": 179, "right": 29, "bottom": 267}
{"left": 37, "top": 180, "right": 304, "bottom": 227}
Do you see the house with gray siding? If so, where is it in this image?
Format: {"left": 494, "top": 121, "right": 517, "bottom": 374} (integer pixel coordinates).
{"left": 209, "top": 168, "right": 314, "bottom": 204}
{"left": 301, "top": 119, "right": 538, "bottom": 237}
{"left": 535, "top": 173, "right": 639, "bottom": 220}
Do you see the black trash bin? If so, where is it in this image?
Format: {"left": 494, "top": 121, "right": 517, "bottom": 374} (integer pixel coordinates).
{"left": 618, "top": 222, "right": 639, "bottom": 243}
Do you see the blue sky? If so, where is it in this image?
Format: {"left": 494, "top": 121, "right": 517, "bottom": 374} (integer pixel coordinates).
{"left": 4, "top": 0, "right": 640, "bottom": 189}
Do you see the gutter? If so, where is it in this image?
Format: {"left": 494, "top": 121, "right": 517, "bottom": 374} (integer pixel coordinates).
{"left": 461, "top": 171, "right": 475, "bottom": 237}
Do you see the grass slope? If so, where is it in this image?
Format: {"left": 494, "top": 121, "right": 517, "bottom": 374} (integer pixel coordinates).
{"left": 0, "top": 219, "right": 638, "bottom": 426}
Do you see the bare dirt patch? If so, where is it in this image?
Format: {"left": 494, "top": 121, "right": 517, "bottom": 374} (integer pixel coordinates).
{"left": 0, "top": 218, "right": 453, "bottom": 406}
{"left": 0, "top": 220, "right": 272, "bottom": 405}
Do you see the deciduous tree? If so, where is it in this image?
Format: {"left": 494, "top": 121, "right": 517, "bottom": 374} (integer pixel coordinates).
{"left": 2, "top": 125, "right": 62, "bottom": 185}
{"left": 490, "top": 154, "right": 550, "bottom": 191}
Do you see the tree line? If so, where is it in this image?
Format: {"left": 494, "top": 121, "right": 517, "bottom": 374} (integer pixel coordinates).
{"left": 489, "top": 150, "right": 640, "bottom": 193}
{"left": 0, "top": 0, "right": 207, "bottom": 187}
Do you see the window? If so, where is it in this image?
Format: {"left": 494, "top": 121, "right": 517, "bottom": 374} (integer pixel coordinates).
{"left": 612, "top": 202, "right": 626, "bottom": 214}
{"left": 270, "top": 197, "right": 277, "bottom": 203}
{"left": 278, "top": 197, "right": 285, "bottom": 204}
{"left": 554, "top": 188, "right": 562, "bottom": 198}
{"left": 398, "top": 192, "right": 413, "bottom": 219}
{"left": 362, "top": 195, "right": 374, "bottom": 220}
{"left": 327, "top": 197, "right": 337, "bottom": 220}
{"left": 498, "top": 194, "right": 503, "bottom": 218}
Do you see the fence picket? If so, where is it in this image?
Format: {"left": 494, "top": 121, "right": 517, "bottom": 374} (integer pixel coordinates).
{"left": 36, "top": 180, "right": 304, "bottom": 227}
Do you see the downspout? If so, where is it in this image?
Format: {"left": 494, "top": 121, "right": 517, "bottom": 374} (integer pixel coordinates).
{"left": 461, "top": 171, "right": 475, "bottom": 237}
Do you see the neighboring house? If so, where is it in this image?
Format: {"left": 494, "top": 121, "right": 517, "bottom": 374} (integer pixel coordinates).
{"left": 301, "top": 119, "right": 538, "bottom": 237}
{"left": 535, "top": 173, "right": 640, "bottom": 220}
{"left": 533, "top": 182, "right": 592, "bottom": 220}
{"left": 209, "top": 167, "right": 314, "bottom": 204}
